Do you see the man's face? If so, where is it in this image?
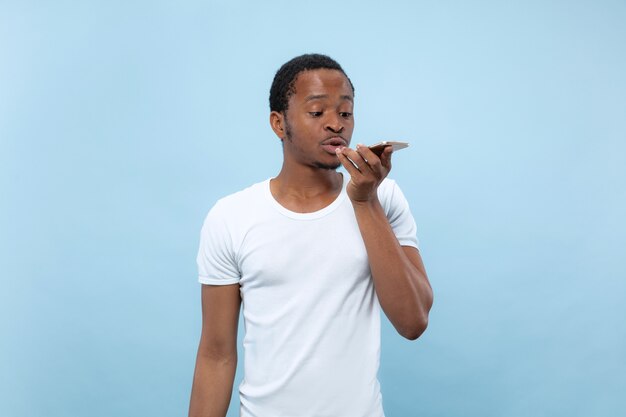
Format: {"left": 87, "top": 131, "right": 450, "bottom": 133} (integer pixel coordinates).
{"left": 280, "top": 69, "right": 354, "bottom": 170}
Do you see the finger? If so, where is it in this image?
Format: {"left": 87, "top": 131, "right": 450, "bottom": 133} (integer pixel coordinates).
{"left": 335, "top": 148, "right": 362, "bottom": 176}
{"left": 355, "top": 144, "right": 381, "bottom": 174}
{"left": 379, "top": 146, "right": 393, "bottom": 172}
{"left": 341, "top": 147, "right": 372, "bottom": 174}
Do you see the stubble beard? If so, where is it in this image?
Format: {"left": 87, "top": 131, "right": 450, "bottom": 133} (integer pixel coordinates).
{"left": 284, "top": 119, "right": 341, "bottom": 171}
{"left": 313, "top": 160, "right": 342, "bottom": 170}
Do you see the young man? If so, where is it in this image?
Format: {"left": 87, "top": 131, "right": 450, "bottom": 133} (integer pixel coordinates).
{"left": 189, "top": 54, "right": 433, "bottom": 417}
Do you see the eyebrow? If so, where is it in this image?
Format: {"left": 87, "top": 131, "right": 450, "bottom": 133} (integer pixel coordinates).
{"left": 305, "top": 94, "right": 353, "bottom": 102}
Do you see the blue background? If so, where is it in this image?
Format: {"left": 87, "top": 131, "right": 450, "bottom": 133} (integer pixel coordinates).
{"left": 1, "top": 1, "right": 625, "bottom": 416}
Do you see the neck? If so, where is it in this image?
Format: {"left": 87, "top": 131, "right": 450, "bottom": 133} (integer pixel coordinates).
{"left": 272, "top": 161, "right": 343, "bottom": 199}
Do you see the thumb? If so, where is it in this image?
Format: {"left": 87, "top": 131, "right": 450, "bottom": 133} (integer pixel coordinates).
{"left": 381, "top": 146, "right": 393, "bottom": 171}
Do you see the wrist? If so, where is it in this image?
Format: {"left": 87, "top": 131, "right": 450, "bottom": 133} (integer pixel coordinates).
{"left": 350, "top": 197, "right": 383, "bottom": 211}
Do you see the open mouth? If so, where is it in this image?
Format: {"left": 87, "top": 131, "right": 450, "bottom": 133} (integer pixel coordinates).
{"left": 321, "top": 137, "right": 347, "bottom": 154}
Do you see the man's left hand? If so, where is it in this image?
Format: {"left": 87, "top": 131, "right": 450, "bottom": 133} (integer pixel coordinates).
{"left": 335, "top": 144, "right": 393, "bottom": 203}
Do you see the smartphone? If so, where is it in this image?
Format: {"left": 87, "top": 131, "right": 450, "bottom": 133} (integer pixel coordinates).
{"left": 368, "top": 141, "right": 410, "bottom": 156}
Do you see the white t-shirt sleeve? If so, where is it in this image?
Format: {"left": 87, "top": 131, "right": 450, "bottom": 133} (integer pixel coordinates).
{"left": 383, "top": 180, "right": 420, "bottom": 250}
{"left": 196, "top": 202, "right": 241, "bottom": 285}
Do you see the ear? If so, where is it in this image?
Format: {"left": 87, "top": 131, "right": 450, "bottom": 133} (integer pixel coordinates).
{"left": 270, "top": 111, "right": 286, "bottom": 141}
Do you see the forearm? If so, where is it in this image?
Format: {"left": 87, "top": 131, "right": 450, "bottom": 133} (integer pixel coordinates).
{"left": 353, "top": 199, "right": 433, "bottom": 339}
{"left": 188, "top": 351, "right": 237, "bottom": 417}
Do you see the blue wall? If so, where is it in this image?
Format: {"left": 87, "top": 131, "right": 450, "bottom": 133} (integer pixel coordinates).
{"left": 1, "top": 1, "right": 624, "bottom": 416}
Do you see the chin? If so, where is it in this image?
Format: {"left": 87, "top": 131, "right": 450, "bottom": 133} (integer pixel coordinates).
{"left": 313, "top": 161, "right": 341, "bottom": 170}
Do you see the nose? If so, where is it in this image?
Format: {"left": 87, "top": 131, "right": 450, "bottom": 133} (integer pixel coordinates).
{"left": 325, "top": 113, "right": 344, "bottom": 134}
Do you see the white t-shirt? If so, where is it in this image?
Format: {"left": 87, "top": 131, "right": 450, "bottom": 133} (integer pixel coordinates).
{"left": 197, "top": 174, "right": 419, "bottom": 417}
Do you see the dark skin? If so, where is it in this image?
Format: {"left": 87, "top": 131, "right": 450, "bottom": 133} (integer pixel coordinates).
{"left": 189, "top": 68, "right": 433, "bottom": 417}
{"left": 269, "top": 68, "right": 432, "bottom": 339}
{"left": 269, "top": 69, "right": 354, "bottom": 212}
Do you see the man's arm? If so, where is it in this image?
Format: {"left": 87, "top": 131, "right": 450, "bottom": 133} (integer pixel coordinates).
{"left": 352, "top": 202, "right": 432, "bottom": 340}
{"left": 189, "top": 284, "right": 241, "bottom": 417}
{"left": 336, "top": 145, "right": 433, "bottom": 340}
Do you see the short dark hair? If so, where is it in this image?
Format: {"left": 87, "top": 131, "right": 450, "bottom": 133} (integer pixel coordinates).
{"left": 269, "top": 53, "right": 354, "bottom": 113}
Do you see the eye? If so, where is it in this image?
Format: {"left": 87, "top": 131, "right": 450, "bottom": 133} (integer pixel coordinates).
{"left": 340, "top": 112, "right": 353, "bottom": 118}
{"left": 309, "top": 111, "right": 323, "bottom": 117}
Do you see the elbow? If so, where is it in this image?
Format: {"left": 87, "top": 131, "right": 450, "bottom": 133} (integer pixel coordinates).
{"left": 400, "top": 288, "right": 434, "bottom": 340}
{"left": 398, "top": 296, "right": 433, "bottom": 341}
{"left": 399, "top": 316, "right": 429, "bottom": 341}
{"left": 197, "top": 338, "right": 238, "bottom": 364}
